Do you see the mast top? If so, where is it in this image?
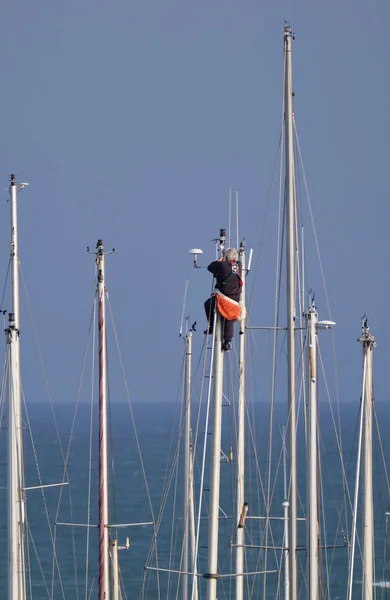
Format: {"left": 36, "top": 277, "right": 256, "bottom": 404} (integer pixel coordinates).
{"left": 358, "top": 317, "right": 375, "bottom": 347}
{"left": 9, "top": 174, "right": 29, "bottom": 190}
{"left": 87, "top": 240, "right": 115, "bottom": 257}
{"left": 284, "top": 23, "right": 295, "bottom": 40}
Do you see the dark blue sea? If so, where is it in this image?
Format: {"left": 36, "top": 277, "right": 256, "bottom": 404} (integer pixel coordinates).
{"left": 1, "top": 400, "right": 390, "bottom": 599}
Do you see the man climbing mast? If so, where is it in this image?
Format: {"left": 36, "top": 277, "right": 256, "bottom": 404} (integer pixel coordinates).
{"left": 204, "top": 246, "right": 243, "bottom": 352}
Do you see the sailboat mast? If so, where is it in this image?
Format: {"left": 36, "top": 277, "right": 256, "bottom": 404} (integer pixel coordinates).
{"left": 206, "top": 231, "right": 226, "bottom": 600}
{"left": 306, "top": 301, "right": 319, "bottom": 600}
{"left": 96, "top": 239, "right": 110, "bottom": 600}
{"left": 284, "top": 24, "right": 298, "bottom": 600}
{"left": 282, "top": 426, "right": 290, "bottom": 600}
{"left": 359, "top": 321, "right": 375, "bottom": 600}
{"left": 182, "top": 330, "right": 192, "bottom": 600}
{"left": 7, "top": 173, "right": 27, "bottom": 600}
{"left": 206, "top": 314, "right": 224, "bottom": 600}
{"left": 189, "top": 444, "right": 198, "bottom": 600}
{"left": 235, "top": 242, "right": 246, "bottom": 600}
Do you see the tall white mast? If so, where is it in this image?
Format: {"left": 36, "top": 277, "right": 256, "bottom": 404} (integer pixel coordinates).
{"left": 206, "top": 314, "right": 224, "bottom": 600}
{"left": 235, "top": 241, "right": 246, "bottom": 600}
{"left": 306, "top": 300, "right": 319, "bottom": 600}
{"left": 359, "top": 320, "right": 375, "bottom": 600}
{"left": 7, "top": 173, "right": 28, "bottom": 600}
{"left": 182, "top": 330, "right": 192, "bottom": 600}
{"left": 206, "top": 230, "right": 226, "bottom": 600}
{"left": 284, "top": 24, "right": 298, "bottom": 600}
{"left": 96, "top": 239, "right": 110, "bottom": 600}
{"left": 7, "top": 173, "right": 27, "bottom": 600}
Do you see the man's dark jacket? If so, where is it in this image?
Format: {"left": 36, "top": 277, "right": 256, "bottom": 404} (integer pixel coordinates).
{"left": 207, "top": 260, "right": 242, "bottom": 301}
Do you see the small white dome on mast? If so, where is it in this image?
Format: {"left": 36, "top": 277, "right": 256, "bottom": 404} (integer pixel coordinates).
{"left": 188, "top": 248, "right": 203, "bottom": 269}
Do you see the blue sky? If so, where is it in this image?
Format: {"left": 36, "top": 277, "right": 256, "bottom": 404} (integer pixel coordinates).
{"left": 0, "top": 0, "right": 389, "bottom": 406}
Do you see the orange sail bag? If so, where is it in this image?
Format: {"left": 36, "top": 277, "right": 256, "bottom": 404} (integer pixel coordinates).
{"left": 215, "top": 290, "right": 241, "bottom": 321}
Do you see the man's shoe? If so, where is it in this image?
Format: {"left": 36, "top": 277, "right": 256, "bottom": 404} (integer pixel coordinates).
{"left": 222, "top": 340, "right": 232, "bottom": 352}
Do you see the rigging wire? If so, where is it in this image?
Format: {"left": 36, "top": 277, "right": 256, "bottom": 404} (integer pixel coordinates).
{"left": 107, "top": 291, "right": 182, "bottom": 600}
{"left": 240, "top": 334, "right": 285, "bottom": 599}
{"left": 17, "top": 261, "right": 77, "bottom": 596}
{"left": 317, "top": 417, "right": 331, "bottom": 600}
{"left": 105, "top": 291, "right": 163, "bottom": 599}
{"left": 243, "top": 326, "right": 284, "bottom": 599}
{"left": 0, "top": 346, "right": 9, "bottom": 437}
{"left": 26, "top": 518, "right": 33, "bottom": 600}
{"left": 373, "top": 400, "right": 390, "bottom": 596}
{"left": 106, "top": 292, "right": 156, "bottom": 522}
{"left": 52, "top": 300, "right": 95, "bottom": 598}
{"left": 374, "top": 404, "right": 385, "bottom": 598}
{"left": 21, "top": 382, "right": 66, "bottom": 599}
{"left": 25, "top": 520, "right": 53, "bottom": 599}
{"left": 262, "top": 52, "right": 286, "bottom": 596}
{"left": 142, "top": 369, "right": 184, "bottom": 570}
{"left": 19, "top": 262, "right": 69, "bottom": 464}
{"left": 317, "top": 342, "right": 358, "bottom": 596}
{"left": 167, "top": 383, "right": 182, "bottom": 600}
{"left": 18, "top": 261, "right": 78, "bottom": 597}
{"left": 107, "top": 293, "right": 154, "bottom": 502}
{"left": 246, "top": 133, "right": 282, "bottom": 312}
{"left": 292, "top": 114, "right": 350, "bottom": 597}
{"left": 141, "top": 347, "right": 187, "bottom": 600}
{"left": 85, "top": 294, "right": 96, "bottom": 600}
{"left": 0, "top": 257, "right": 10, "bottom": 313}
{"left": 317, "top": 420, "right": 343, "bottom": 600}
{"left": 293, "top": 121, "right": 344, "bottom": 527}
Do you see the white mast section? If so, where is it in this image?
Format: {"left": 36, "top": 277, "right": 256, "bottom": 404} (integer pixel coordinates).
{"left": 282, "top": 426, "right": 290, "bottom": 600}
{"left": 206, "top": 314, "right": 224, "bottom": 600}
{"left": 284, "top": 25, "right": 298, "bottom": 600}
{"left": 206, "top": 230, "right": 226, "bottom": 600}
{"left": 306, "top": 301, "right": 319, "bottom": 600}
{"left": 96, "top": 239, "right": 110, "bottom": 600}
{"left": 182, "top": 331, "right": 192, "bottom": 600}
{"left": 235, "top": 242, "right": 246, "bottom": 600}
{"left": 347, "top": 364, "right": 366, "bottom": 600}
{"left": 7, "top": 173, "right": 28, "bottom": 600}
{"left": 111, "top": 540, "right": 119, "bottom": 600}
{"left": 359, "top": 320, "right": 375, "bottom": 600}
{"left": 189, "top": 444, "right": 198, "bottom": 600}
